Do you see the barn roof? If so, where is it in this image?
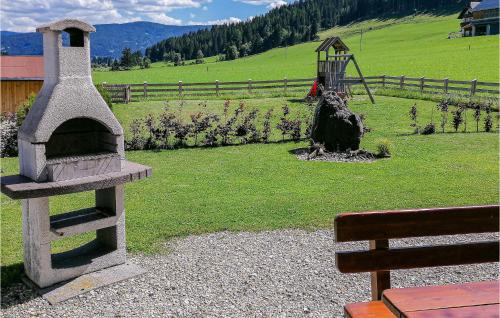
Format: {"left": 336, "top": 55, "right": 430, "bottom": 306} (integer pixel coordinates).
{"left": 315, "top": 37, "right": 349, "bottom": 52}
{"left": 1, "top": 56, "right": 44, "bottom": 80}
{"left": 472, "top": 0, "right": 499, "bottom": 12}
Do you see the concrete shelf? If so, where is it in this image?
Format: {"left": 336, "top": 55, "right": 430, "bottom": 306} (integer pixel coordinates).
{"left": 1, "top": 161, "right": 151, "bottom": 200}
{"left": 49, "top": 208, "right": 116, "bottom": 241}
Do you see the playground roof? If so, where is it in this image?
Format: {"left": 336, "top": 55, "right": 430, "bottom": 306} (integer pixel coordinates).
{"left": 315, "top": 37, "right": 350, "bottom": 53}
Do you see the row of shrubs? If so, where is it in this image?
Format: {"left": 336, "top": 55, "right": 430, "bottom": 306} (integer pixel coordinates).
{"left": 409, "top": 100, "right": 495, "bottom": 135}
{"left": 125, "top": 100, "right": 313, "bottom": 150}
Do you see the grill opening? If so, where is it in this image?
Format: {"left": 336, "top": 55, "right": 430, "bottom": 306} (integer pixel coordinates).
{"left": 62, "top": 28, "right": 84, "bottom": 47}
{"left": 46, "top": 118, "right": 117, "bottom": 159}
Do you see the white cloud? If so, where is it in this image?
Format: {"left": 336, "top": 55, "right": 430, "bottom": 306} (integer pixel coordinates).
{"left": 202, "top": 6, "right": 208, "bottom": 11}
{"left": 1, "top": 0, "right": 211, "bottom": 31}
{"left": 188, "top": 17, "right": 242, "bottom": 26}
{"left": 267, "top": 0, "right": 286, "bottom": 9}
{"left": 234, "top": 0, "right": 286, "bottom": 6}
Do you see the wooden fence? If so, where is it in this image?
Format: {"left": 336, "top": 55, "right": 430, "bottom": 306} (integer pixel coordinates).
{"left": 103, "top": 75, "right": 499, "bottom": 103}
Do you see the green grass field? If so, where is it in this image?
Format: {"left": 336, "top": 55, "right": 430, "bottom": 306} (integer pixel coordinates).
{"left": 93, "top": 13, "right": 500, "bottom": 84}
{"left": 2, "top": 95, "right": 498, "bottom": 286}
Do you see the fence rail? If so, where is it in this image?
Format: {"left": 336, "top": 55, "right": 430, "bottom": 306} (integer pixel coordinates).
{"left": 103, "top": 76, "right": 500, "bottom": 103}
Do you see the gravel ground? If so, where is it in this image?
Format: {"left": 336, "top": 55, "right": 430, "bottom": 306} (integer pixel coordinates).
{"left": 1, "top": 229, "right": 498, "bottom": 318}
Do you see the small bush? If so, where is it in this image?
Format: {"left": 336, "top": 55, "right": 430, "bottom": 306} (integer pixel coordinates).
{"left": 451, "top": 107, "right": 464, "bottom": 132}
{"left": 0, "top": 113, "right": 19, "bottom": 157}
{"left": 421, "top": 123, "right": 436, "bottom": 135}
{"left": 95, "top": 83, "right": 113, "bottom": 110}
{"left": 437, "top": 99, "right": 449, "bottom": 133}
{"left": 376, "top": 138, "right": 392, "bottom": 158}
{"left": 473, "top": 104, "right": 481, "bottom": 132}
{"left": 409, "top": 103, "right": 418, "bottom": 133}
{"left": 484, "top": 106, "right": 493, "bottom": 132}
{"left": 1, "top": 95, "right": 36, "bottom": 157}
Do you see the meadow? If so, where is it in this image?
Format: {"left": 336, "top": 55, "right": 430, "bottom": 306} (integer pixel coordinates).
{"left": 2, "top": 95, "right": 498, "bottom": 286}
{"left": 93, "top": 14, "right": 500, "bottom": 84}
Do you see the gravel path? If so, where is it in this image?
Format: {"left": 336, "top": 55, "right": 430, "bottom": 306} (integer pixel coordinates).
{"left": 2, "top": 230, "right": 498, "bottom": 317}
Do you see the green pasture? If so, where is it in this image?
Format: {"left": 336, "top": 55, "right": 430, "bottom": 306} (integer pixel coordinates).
{"left": 93, "top": 14, "right": 500, "bottom": 84}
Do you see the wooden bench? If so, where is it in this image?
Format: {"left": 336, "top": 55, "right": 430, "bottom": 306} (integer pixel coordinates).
{"left": 333, "top": 205, "right": 499, "bottom": 318}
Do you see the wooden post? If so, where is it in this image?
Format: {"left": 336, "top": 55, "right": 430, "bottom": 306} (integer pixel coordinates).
{"left": 143, "top": 81, "right": 148, "bottom": 98}
{"left": 444, "top": 78, "right": 449, "bottom": 94}
{"left": 284, "top": 77, "right": 288, "bottom": 94}
{"left": 178, "top": 81, "right": 183, "bottom": 96}
{"left": 381, "top": 75, "right": 386, "bottom": 88}
{"left": 351, "top": 56, "right": 375, "bottom": 104}
{"left": 215, "top": 80, "right": 220, "bottom": 96}
{"left": 369, "top": 239, "right": 391, "bottom": 301}
{"left": 400, "top": 75, "right": 405, "bottom": 89}
{"left": 420, "top": 77, "right": 425, "bottom": 93}
{"left": 470, "top": 79, "right": 477, "bottom": 97}
{"left": 124, "top": 85, "right": 131, "bottom": 104}
{"left": 248, "top": 79, "right": 252, "bottom": 94}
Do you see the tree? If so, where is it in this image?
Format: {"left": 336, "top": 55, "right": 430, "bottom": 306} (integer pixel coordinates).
{"left": 240, "top": 42, "right": 252, "bottom": 57}
{"left": 172, "top": 52, "right": 183, "bottom": 66}
{"left": 111, "top": 60, "right": 120, "bottom": 71}
{"left": 120, "top": 47, "right": 133, "bottom": 69}
{"left": 196, "top": 49, "right": 204, "bottom": 64}
{"left": 225, "top": 45, "right": 239, "bottom": 60}
{"left": 142, "top": 57, "right": 151, "bottom": 69}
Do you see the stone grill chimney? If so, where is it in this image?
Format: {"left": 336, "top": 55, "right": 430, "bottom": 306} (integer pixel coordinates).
{"left": 19, "top": 19, "right": 124, "bottom": 182}
{"left": 1, "top": 20, "right": 151, "bottom": 297}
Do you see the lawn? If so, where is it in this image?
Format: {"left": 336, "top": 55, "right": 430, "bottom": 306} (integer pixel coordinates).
{"left": 1, "top": 95, "right": 498, "bottom": 286}
{"left": 93, "top": 13, "right": 500, "bottom": 84}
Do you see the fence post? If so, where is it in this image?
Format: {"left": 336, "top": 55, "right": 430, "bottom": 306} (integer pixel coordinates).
{"left": 284, "top": 77, "right": 288, "bottom": 94}
{"left": 470, "top": 79, "right": 477, "bottom": 97}
{"left": 444, "top": 78, "right": 449, "bottom": 94}
{"left": 215, "top": 80, "right": 220, "bottom": 96}
{"left": 143, "top": 81, "right": 148, "bottom": 98}
{"left": 124, "top": 85, "right": 131, "bottom": 104}
{"left": 381, "top": 75, "right": 386, "bottom": 88}
{"left": 420, "top": 77, "right": 425, "bottom": 93}
{"left": 178, "top": 81, "right": 183, "bottom": 96}
{"left": 248, "top": 79, "right": 252, "bottom": 94}
{"left": 399, "top": 75, "right": 405, "bottom": 89}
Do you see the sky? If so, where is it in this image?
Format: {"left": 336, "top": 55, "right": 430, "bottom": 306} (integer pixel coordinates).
{"left": 1, "top": 0, "right": 296, "bottom": 32}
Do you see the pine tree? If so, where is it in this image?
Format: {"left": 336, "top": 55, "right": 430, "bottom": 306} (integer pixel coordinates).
{"left": 120, "top": 47, "right": 133, "bottom": 69}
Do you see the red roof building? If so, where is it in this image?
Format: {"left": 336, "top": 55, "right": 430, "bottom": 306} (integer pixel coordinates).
{"left": 1, "top": 56, "right": 44, "bottom": 113}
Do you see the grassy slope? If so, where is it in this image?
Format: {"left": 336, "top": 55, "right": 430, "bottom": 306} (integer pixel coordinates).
{"left": 2, "top": 95, "right": 498, "bottom": 285}
{"left": 93, "top": 14, "right": 499, "bottom": 84}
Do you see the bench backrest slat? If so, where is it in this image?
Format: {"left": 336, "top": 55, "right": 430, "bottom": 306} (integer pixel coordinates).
{"left": 337, "top": 241, "right": 499, "bottom": 273}
{"left": 335, "top": 205, "right": 499, "bottom": 242}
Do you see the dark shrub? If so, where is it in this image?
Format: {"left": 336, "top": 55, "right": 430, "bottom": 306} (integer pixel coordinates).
{"left": 437, "top": 100, "right": 449, "bottom": 133}
{"left": 484, "top": 106, "right": 493, "bottom": 132}
{"left": 421, "top": 123, "right": 436, "bottom": 135}
{"left": 262, "top": 108, "right": 273, "bottom": 143}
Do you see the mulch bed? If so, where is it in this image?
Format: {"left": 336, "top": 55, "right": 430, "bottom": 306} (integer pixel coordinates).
{"left": 294, "top": 148, "right": 380, "bottom": 163}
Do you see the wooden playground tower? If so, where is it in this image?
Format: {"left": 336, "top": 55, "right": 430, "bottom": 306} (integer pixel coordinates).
{"left": 316, "top": 37, "right": 374, "bottom": 103}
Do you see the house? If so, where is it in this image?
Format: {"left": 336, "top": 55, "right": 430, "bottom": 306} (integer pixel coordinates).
{"left": 1, "top": 56, "right": 44, "bottom": 113}
{"left": 458, "top": 0, "right": 500, "bottom": 36}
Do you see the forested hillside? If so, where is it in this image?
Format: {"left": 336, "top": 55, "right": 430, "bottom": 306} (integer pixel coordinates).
{"left": 145, "top": 0, "right": 464, "bottom": 62}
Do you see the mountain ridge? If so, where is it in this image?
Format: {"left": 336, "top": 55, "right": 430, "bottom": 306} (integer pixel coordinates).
{"left": 1, "top": 21, "right": 208, "bottom": 58}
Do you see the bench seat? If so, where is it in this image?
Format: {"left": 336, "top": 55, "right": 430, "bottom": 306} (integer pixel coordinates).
{"left": 344, "top": 301, "right": 396, "bottom": 318}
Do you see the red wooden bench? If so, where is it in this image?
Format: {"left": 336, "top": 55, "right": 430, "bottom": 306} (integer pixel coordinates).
{"left": 334, "top": 205, "right": 499, "bottom": 318}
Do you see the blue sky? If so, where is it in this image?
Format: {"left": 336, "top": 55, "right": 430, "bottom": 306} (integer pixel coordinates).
{"left": 1, "top": 0, "right": 296, "bottom": 32}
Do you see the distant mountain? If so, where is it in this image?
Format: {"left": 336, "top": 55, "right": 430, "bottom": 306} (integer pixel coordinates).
{"left": 1, "top": 22, "right": 208, "bottom": 58}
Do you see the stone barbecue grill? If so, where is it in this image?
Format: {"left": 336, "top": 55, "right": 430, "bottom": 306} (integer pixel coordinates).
{"left": 1, "top": 19, "right": 151, "bottom": 295}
